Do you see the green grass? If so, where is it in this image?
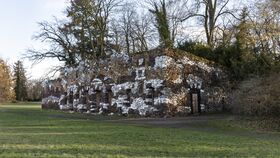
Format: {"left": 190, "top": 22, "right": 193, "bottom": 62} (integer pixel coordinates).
{"left": 0, "top": 103, "right": 280, "bottom": 158}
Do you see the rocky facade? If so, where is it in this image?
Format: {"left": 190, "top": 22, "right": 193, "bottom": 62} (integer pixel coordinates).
{"left": 42, "top": 49, "right": 228, "bottom": 117}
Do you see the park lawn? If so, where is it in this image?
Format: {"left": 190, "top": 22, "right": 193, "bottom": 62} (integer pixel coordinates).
{"left": 0, "top": 103, "right": 280, "bottom": 158}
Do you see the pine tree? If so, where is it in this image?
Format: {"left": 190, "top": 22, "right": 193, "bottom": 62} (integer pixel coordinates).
{"left": 65, "top": 0, "right": 118, "bottom": 60}
{"left": 234, "top": 8, "right": 257, "bottom": 76}
{"left": 65, "top": 0, "right": 97, "bottom": 60}
{"left": 13, "top": 61, "right": 28, "bottom": 101}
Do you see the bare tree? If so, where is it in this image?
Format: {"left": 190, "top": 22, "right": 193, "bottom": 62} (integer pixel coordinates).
{"left": 111, "top": 3, "right": 155, "bottom": 53}
{"left": 26, "top": 0, "right": 122, "bottom": 67}
{"left": 94, "top": 0, "right": 122, "bottom": 57}
{"left": 248, "top": 0, "right": 280, "bottom": 55}
{"left": 66, "top": 0, "right": 121, "bottom": 58}
{"left": 109, "top": 19, "right": 122, "bottom": 52}
{"left": 25, "top": 20, "right": 77, "bottom": 67}
{"left": 133, "top": 13, "right": 155, "bottom": 52}
{"left": 181, "top": 0, "right": 239, "bottom": 48}
{"left": 119, "top": 3, "right": 137, "bottom": 53}
{"left": 144, "top": 0, "right": 190, "bottom": 48}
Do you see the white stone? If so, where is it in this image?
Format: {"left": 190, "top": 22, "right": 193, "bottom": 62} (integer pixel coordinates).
{"left": 77, "top": 104, "right": 87, "bottom": 110}
{"left": 112, "top": 83, "right": 129, "bottom": 96}
{"left": 180, "top": 56, "right": 216, "bottom": 73}
{"left": 130, "top": 97, "right": 156, "bottom": 116}
{"left": 154, "top": 56, "right": 174, "bottom": 69}
{"left": 173, "top": 75, "right": 183, "bottom": 84}
{"left": 144, "top": 79, "right": 164, "bottom": 91}
{"left": 154, "top": 96, "right": 172, "bottom": 105}
{"left": 100, "top": 103, "right": 109, "bottom": 109}
{"left": 138, "top": 58, "right": 144, "bottom": 66}
{"left": 59, "top": 104, "right": 70, "bottom": 110}
{"left": 42, "top": 96, "right": 59, "bottom": 105}
{"left": 110, "top": 51, "right": 130, "bottom": 63}
{"left": 135, "top": 67, "right": 146, "bottom": 80}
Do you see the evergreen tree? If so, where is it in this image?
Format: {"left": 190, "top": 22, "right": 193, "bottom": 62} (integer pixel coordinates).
{"left": 13, "top": 61, "right": 28, "bottom": 101}
{"left": 65, "top": 0, "right": 98, "bottom": 60}
{"left": 233, "top": 8, "right": 260, "bottom": 78}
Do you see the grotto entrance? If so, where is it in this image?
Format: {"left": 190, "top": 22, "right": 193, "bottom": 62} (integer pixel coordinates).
{"left": 190, "top": 88, "right": 201, "bottom": 114}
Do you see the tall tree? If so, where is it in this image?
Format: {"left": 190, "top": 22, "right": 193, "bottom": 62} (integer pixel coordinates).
{"left": 0, "top": 58, "right": 14, "bottom": 102}
{"left": 249, "top": 0, "right": 280, "bottom": 55}
{"left": 27, "top": 79, "right": 43, "bottom": 101}
{"left": 133, "top": 13, "right": 154, "bottom": 52}
{"left": 13, "top": 61, "right": 28, "bottom": 101}
{"left": 26, "top": 0, "right": 120, "bottom": 67}
{"left": 94, "top": 0, "right": 121, "bottom": 57}
{"left": 181, "top": 0, "right": 238, "bottom": 49}
{"left": 119, "top": 3, "right": 137, "bottom": 53}
{"left": 145, "top": 0, "right": 192, "bottom": 49}
{"left": 65, "top": 0, "right": 96, "bottom": 60}
{"left": 26, "top": 19, "right": 77, "bottom": 67}
{"left": 229, "top": 8, "right": 256, "bottom": 78}
{"left": 111, "top": 4, "right": 154, "bottom": 53}
{"left": 235, "top": 8, "right": 254, "bottom": 56}
{"left": 149, "top": 0, "right": 173, "bottom": 48}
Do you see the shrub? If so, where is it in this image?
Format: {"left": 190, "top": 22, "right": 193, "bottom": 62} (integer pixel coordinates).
{"left": 177, "top": 40, "right": 213, "bottom": 60}
{"left": 230, "top": 73, "right": 280, "bottom": 117}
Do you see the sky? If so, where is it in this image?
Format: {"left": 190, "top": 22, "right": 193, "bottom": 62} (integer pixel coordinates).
{"left": 0, "top": 0, "right": 68, "bottom": 79}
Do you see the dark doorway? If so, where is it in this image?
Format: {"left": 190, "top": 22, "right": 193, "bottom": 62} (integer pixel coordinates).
{"left": 190, "top": 88, "right": 201, "bottom": 114}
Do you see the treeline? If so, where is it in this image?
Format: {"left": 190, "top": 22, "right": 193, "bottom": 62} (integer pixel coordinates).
{"left": 178, "top": 2, "right": 280, "bottom": 80}
{"left": 0, "top": 58, "right": 43, "bottom": 103}
{"left": 25, "top": 0, "right": 280, "bottom": 80}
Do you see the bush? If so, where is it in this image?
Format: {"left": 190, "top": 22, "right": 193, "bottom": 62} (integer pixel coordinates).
{"left": 178, "top": 40, "right": 279, "bottom": 81}
{"left": 230, "top": 73, "right": 280, "bottom": 117}
{"left": 177, "top": 40, "right": 213, "bottom": 60}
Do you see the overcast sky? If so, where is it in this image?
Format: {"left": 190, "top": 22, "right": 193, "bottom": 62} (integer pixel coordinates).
{"left": 0, "top": 0, "right": 68, "bottom": 79}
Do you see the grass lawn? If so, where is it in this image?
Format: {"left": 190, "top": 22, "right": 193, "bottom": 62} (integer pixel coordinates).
{"left": 0, "top": 103, "right": 280, "bottom": 158}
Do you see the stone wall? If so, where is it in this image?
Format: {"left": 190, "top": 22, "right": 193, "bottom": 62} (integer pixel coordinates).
{"left": 42, "top": 49, "right": 228, "bottom": 117}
